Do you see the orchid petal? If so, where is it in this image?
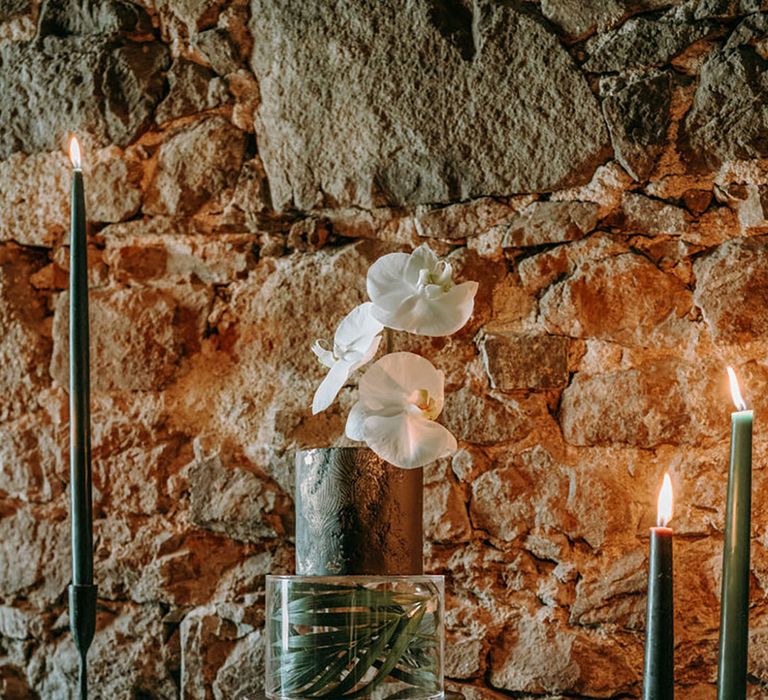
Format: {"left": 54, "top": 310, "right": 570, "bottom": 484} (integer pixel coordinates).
{"left": 349, "top": 334, "right": 382, "bottom": 372}
{"left": 371, "top": 279, "right": 478, "bottom": 336}
{"left": 347, "top": 353, "right": 455, "bottom": 468}
{"left": 311, "top": 340, "right": 336, "bottom": 368}
{"left": 345, "top": 400, "right": 370, "bottom": 441}
{"left": 366, "top": 245, "right": 478, "bottom": 337}
{"left": 312, "top": 361, "right": 352, "bottom": 415}
{"left": 366, "top": 252, "right": 413, "bottom": 312}
{"left": 403, "top": 244, "right": 439, "bottom": 285}
{"left": 358, "top": 352, "right": 444, "bottom": 413}
{"left": 362, "top": 413, "right": 457, "bottom": 469}
{"left": 334, "top": 302, "right": 383, "bottom": 350}
{"left": 312, "top": 304, "right": 383, "bottom": 414}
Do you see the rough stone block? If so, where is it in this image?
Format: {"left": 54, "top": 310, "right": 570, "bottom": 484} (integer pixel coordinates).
{"left": 103, "top": 229, "right": 257, "bottom": 284}
{"left": 156, "top": 58, "right": 231, "bottom": 124}
{"left": 415, "top": 198, "right": 517, "bottom": 240}
{"left": 189, "top": 440, "right": 291, "bottom": 543}
{"left": 180, "top": 606, "right": 264, "bottom": 700}
{"left": 50, "top": 287, "right": 203, "bottom": 392}
{"left": 145, "top": 116, "right": 247, "bottom": 216}
{"left": 517, "top": 233, "right": 628, "bottom": 295}
{"left": 424, "top": 465, "right": 471, "bottom": 543}
{"left": 0, "top": 36, "right": 169, "bottom": 158}
{"left": 615, "top": 192, "right": 688, "bottom": 236}
{"left": 541, "top": 0, "right": 681, "bottom": 38}
{"left": 571, "top": 550, "right": 646, "bottom": 625}
{"left": 601, "top": 70, "right": 671, "bottom": 181}
{"left": 0, "top": 505, "right": 69, "bottom": 603}
{"left": 733, "top": 184, "right": 768, "bottom": 234}
{"left": 681, "top": 14, "right": 768, "bottom": 168}
{"left": 560, "top": 360, "right": 693, "bottom": 447}
{"left": 212, "top": 629, "right": 265, "bottom": 699}
{"left": 540, "top": 252, "right": 693, "bottom": 347}
{"left": 583, "top": 5, "right": 714, "bottom": 72}
{"left": 37, "top": 0, "right": 153, "bottom": 36}
{"left": 503, "top": 201, "right": 600, "bottom": 247}
{"left": 490, "top": 610, "right": 640, "bottom": 695}
{"left": 0, "top": 152, "right": 70, "bottom": 247}
{"left": 193, "top": 27, "right": 242, "bottom": 75}
{"left": 470, "top": 465, "right": 533, "bottom": 542}
{"left": 0, "top": 414, "right": 64, "bottom": 502}
{"left": 87, "top": 152, "right": 143, "bottom": 223}
{"left": 481, "top": 333, "right": 570, "bottom": 391}
{"left": 442, "top": 386, "right": 529, "bottom": 446}
{"left": 250, "top": 0, "right": 609, "bottom": 210}
{"left": 0, "top": 245, "right": 52, "bottom": 423}
{"left": 694, "top": 236, "right": 768, "bottom": 343}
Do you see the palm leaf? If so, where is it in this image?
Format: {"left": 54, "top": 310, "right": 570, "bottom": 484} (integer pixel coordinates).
{"left": 320, "top": 617, "right": 401, "bottom": 696}
{"left": 343, "top": 605, "right": 426, "bottom": 698}
{"left": 268, "top": 582, "right": 440, "bottom": 698}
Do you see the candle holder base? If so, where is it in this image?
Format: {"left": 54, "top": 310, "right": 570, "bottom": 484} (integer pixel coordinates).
{"left": 69, "top": 583, "right": 97, "bottom": 700}
{"left": 69, "top": 583, "right": 97, "bottom": 652}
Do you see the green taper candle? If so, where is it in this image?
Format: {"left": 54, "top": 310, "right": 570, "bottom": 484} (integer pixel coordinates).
{"left": 69, "top": 135, "right": 93, "bottom": 587}
{"left": 643, "top": 473, "right": 674, "bottom": 700}
{"left": 717, "top": 367, "right": 753, "bottom": 700}
{"left": 68, "top": 135, "right": 97, "bottom": 700}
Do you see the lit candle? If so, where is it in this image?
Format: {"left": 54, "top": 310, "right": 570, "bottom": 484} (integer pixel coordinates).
{"left": 68, "top": 135, "right": 93, "bottom": 588}
{"left": 68, "top": 135, "right": 97, "bottom": 700}
{"left": 717, "top": 367, "right": 753, "bottom": 700}
{"left": 642, "top": 473, "right": 674, "bottom": 700}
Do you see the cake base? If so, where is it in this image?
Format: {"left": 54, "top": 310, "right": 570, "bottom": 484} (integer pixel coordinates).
{"left": 265, "top": 575, "right": 444, "bottom": 700}
{"left": 295, "top": 447, "right": 423, "bottom": 576}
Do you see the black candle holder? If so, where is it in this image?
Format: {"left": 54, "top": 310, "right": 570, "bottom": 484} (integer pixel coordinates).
{"left": 69, "top": 583, "right": 97, "bottom": 699}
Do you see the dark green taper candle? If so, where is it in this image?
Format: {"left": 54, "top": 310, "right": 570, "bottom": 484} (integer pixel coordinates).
{"left": 717, "top": 367, "right": 753, "bottom": 700}
{"left": 68, "top": 136, "right": 97, "bottom": 700}
{"left": 643, "top": 473, "right": 674, "bottom": 700}
{"left": 69, "top": 136, "right": 93, "bottom": 587}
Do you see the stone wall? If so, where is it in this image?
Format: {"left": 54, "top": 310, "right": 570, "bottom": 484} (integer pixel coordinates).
{"left": 1, "top": 0, "right": 768, "bottom": 697}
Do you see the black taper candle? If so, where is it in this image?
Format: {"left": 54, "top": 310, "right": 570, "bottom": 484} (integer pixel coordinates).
{"left": 70, "top": 163, "right": 93, "bottom": 586}
{"left": 643, "top": 527, "right": 674, "bottom": 699}
{"left": 643, "top": 472, "right": 675, "bottom": 700}
{"left": 68, "top": 136, "right": 97, "bottom": 700}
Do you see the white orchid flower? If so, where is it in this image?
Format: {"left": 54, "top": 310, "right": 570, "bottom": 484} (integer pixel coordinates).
{"left": 345, "top": 352, "right": 457, "bottom": 469}
{"left": 366, "top": 244, "right": 479, "bottom": 337}
{"left": 311, "top": 303, "right": 384, "bottom": 414}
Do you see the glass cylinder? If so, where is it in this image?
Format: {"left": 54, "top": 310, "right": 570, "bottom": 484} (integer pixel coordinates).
{"left": 265, "top": 575, "right": 444, "bottom": 700}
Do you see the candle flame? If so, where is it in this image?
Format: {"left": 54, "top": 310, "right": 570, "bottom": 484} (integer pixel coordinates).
{"left": 69, "top": 136, "right": 81, "bottom": 169}
{"left": 657, "top": 473, "right": 673, "bottom": 528}
{"left": 727, "top": 366, "right": 747, "bottom": 411}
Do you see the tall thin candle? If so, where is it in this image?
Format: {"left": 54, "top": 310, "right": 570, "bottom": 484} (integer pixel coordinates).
{"left": 68, "top": 135, "right": 97, "bottom": 700}
{"left": 642, "top": 473, "right": 674, "bottom": 700}
{"left": 717, "top": 367, "right": 753, "bottom": 700}
{"left": 69, "top": 135, "right": 93, "bottom": 587}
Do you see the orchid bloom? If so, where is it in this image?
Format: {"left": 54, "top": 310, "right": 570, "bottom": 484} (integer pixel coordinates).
{"left": 366, "top": 244, "right": 479, "bottom": 337}
{"left": 311, "top": 303, "right": 383, "bottom": 414}
{"left": 345, "top": 352, "right": 457, "bottom": 469}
